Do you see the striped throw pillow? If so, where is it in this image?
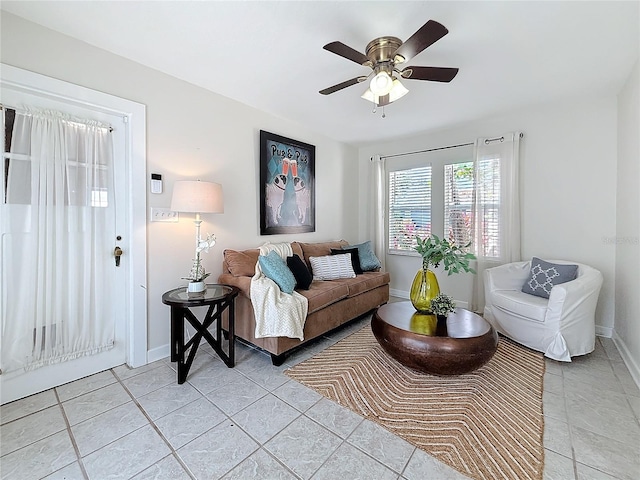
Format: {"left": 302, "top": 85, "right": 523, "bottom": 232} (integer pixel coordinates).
{"left": 309, "top": 254, "right": 356, "bottom": 281}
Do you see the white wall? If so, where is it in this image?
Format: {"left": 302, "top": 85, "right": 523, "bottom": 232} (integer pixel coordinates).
{"left": 358, "top": 95, "right": 618, "bottom": 332}
{"left": 1, "top": 13, "right": 359, "bottom": 356}
{"left": 615, "top": 61, "right": 640, "bottom": 382}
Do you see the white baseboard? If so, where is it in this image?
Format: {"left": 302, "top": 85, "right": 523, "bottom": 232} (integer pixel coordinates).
{"left": 147, "top": 335, "right": 214, "bottom": 364}
{"left": 389, "top": 288, "right": 409, "bottom": 299}
{"left": 612, "top": 331, "right": 640, "bottom": 389}
{"left": 389, "top": 289, "right": 469, "bottom": 310}
{"left": 147, "top": 344, "right": 170, "bottom": 363}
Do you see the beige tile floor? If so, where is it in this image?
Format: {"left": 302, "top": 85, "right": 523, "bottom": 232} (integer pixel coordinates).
{"left": 1, "top": 315, "right": 639, "bottom": 480}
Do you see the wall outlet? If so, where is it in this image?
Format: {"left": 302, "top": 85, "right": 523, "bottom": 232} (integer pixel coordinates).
{"left": 151, "top": 207, "right": 179, "bottom": 222}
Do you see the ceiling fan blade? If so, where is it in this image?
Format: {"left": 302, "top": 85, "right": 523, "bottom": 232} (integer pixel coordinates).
{"left": 394, "top": 20, "right": 449, "bottom": 63}
{"left": 400, "top": 66, "right": 459, "bottom": 82}
{"left": 323, "top": 41, "right": 370, "bottom": 66}
{"left": 319, "top": 77, "right": 363, "bottom": 95}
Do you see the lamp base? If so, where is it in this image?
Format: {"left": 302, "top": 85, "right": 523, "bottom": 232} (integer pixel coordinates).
{"left": 187, "top": 281, "right": 206, "bottom": 293}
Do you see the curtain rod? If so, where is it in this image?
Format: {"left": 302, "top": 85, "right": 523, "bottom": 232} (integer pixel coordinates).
{"left": 377, "top": 132, "right": 524, "bottom": 160}
{"left": 1, "top": 103, "right": 113, "bottom": 132}
{"left": 484, "top": 132, "right": 524, "bottom": 144}
{"left": 379, "top": 141, "right": 474, "bottom": 160}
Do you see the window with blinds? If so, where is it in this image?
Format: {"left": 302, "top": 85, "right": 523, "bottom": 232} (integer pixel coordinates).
{"left": 444, "top": 162, "right": 473, "bottom": 247}
{"left": 444, "top": 159, "right": 502, "bottom": 258}
{"left": 388, "top": 165, "right": 431, "bottom": 253}
{"left": 474, "top": 157, "right": 501, "bottom": 258}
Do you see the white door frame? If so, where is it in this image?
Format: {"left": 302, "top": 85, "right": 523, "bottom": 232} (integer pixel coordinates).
{"left": 0, "top": 64, "right": 147, "bottom": 371}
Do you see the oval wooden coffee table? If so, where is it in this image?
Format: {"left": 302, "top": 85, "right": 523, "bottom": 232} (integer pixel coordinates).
{"left": 371, "top": 301, "right": 498, "bottom": 375}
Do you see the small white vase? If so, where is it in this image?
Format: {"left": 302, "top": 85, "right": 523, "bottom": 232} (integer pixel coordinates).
{"left": 187, "top": 281, "right": 206, "bottom": 293}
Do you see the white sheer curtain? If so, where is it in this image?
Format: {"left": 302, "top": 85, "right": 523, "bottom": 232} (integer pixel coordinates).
{"left": 1, "top": 109, "right": 115, "bottom": 373}
{"left": 470, "top": 132, "right": 522, "bottom": 312}
{"left": 372, "top": 155, "right": 386, "bottom": 271}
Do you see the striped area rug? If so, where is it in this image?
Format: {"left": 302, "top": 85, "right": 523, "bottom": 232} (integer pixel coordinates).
{"left": 285, "top": 326, "right": 545, "bottom": 480}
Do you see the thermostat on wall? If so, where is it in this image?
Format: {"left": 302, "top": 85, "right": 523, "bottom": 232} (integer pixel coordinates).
{"left": 150, "top": 173, "right": 163, "bottom": 194}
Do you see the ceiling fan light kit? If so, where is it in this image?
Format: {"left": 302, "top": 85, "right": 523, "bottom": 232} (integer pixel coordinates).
{"left": 370, "top": 71, "right": 394, "bottom": 96}
{"left": 362, "top": 79, "right": 408, "bottom": 107}
{"left": 320, "top": 19, "right": 459, "bottom": 113}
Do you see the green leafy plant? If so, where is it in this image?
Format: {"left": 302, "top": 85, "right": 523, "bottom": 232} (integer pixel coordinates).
{"left": 414, "top": 234, "right": 477, "bottom": 275}
{"left": 429, "top": 293, "right": 456, "bottom": 316}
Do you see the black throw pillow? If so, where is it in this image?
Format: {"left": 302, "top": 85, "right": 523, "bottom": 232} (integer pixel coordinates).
{"left": 331, "top": 247, "right": 363, "bottom": 274}
{"left": 286, "top": 254, "right": 313, "bottom": 290}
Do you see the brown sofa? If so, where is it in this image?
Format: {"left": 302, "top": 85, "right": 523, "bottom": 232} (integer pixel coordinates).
{"left": 218, "top": 240, "right": 390, "bottom": 365}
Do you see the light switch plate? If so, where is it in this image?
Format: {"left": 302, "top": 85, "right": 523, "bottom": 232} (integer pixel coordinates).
{"left": 150, "top": 207, "right": 179, "bottom": 222}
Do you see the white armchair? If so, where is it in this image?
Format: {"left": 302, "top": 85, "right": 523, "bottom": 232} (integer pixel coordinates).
{"left": 483, "top": 260, "right": 603, "bottom": 361}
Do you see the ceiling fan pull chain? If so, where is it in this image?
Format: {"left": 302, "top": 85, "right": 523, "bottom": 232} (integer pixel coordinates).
{"left": 382, "top": 106, "right": 386, "bottom": 119}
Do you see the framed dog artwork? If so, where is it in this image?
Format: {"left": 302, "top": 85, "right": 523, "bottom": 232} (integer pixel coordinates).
{"left": 259, "top": 130, "right": 315, "bottom": 235}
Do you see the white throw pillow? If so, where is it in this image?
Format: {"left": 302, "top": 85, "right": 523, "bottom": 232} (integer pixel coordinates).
{"left": 309, "top": 254, "right": 356, "bottom": 281}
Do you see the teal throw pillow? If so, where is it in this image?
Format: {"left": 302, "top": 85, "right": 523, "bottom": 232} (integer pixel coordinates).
{"left": 344, "top": 241, "right": 381, "bottom": 271}
{"left": 259, "top": 251, "right": 296, "bottom": 294}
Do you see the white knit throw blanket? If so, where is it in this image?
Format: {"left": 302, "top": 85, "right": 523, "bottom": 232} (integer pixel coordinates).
{"left": 250, "top": 242, "right": 308, "bottom": 339}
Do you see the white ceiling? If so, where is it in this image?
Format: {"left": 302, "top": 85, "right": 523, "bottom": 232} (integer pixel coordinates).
{"left": 2, "top": 1, "right": 638, "bottom": 146}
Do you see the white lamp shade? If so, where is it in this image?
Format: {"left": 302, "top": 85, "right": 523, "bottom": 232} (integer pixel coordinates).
{"left": 170, "top": 180, "right": 224, "bottom": 214}
{"left": 361, "top": 88, "right": 376, "bottom": 103}
{"left": 361, "top": 88, "right": 391, "bottom": 107}
{"left": 388, "top": 79, "right": 409, "bottom": 102}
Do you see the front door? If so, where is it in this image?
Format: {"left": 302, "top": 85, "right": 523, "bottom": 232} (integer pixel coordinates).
{"left": 0, "top": 69, "right": 138, "bottom": 404}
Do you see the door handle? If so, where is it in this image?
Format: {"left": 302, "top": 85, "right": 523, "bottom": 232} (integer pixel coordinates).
{"left": 114, "top": 246, "right": 123, "bottom": 267}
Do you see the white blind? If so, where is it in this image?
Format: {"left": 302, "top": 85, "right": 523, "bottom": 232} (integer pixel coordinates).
{"left": 388, "top": 165, "right": 431, "bottom": 252}
{"left": 444, "top": 162, "right": 473, "bottom": 247}
{"left": 474, "top": 157, "right": 501, "bottom": 258}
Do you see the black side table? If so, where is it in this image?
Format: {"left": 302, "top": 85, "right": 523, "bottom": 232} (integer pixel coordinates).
{"left": 162, "top": 284, "right": 239, "bottom": 384}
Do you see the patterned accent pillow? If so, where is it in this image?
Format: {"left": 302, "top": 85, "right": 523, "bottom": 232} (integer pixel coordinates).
{"left": 258, "top": 251, "right": 296, "bottom": 294}
{"left": 344, "top": 240, "right": 381, "bottom": 271}
{"left": 287, "top": 254, "right": 313, "bottom": 290}
{"left": 521, "top": 257, "right": 578, "bottom": 299}
{"left": 309, "top": 254, "right": 356, "bottom": 281}
{"left": 331, "top": 247, "right": 363, "bottom": 274}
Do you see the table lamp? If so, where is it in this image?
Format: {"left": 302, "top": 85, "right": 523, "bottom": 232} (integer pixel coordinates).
{"left": 170, "top": 180, "right": 224, "bottom": 293}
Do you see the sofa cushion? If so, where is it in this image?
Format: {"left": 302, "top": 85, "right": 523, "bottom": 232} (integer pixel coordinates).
{"left": 331, "top": 247, "right": 363, "bottom": 274}
{"left": 309, "top": 254, "right": 356, "bottom": 280}
{"left": 339, "top": 271, "right": 391, "bottom": 298}
{"left": 224, "top": 249, "right": 259, "bottom": 277}
{"left": 344, "top": 240, "right": 381, "bottom": 271}
{"left": 297, "top": 281, "right": 349, "bottom": 314}
{"left": 491, "top": 289, "right": 548, "bottom": 322}
{"left": 521, "top": 257, "right": 578, "bottom": 299}
{"left": 287, "top": 254, "right": 313, "bottom": 290}
{"left": 290, "top": 242, "right": 304, "bottom": 259}
{"left": 299, "top": 240, "right": 348, "bottom": 269}
{"left": 259, "top": 251, "right": 296, "bottom": 294}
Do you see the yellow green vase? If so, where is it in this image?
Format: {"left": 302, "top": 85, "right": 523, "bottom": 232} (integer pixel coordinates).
{"left": 409, "top": 313, "right": 437, "bottom": 335}
{"left": 410, "top": 268, "right": 440, "bottom": 313}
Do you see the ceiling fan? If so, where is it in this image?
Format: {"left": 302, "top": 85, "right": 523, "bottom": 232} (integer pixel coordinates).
{"left": 319, "top": 20, "right": 459, "bottom": 107}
